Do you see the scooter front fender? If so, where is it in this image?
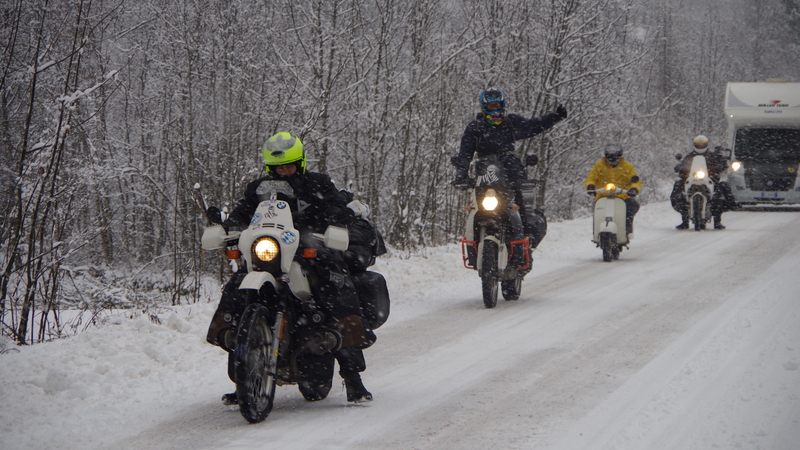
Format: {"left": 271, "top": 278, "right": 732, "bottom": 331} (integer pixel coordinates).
{"left": 599, "top": 221, "right": 618, "bottom": 236}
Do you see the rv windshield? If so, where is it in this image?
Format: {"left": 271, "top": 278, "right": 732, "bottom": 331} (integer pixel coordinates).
{"left": 734, "top": 128, "right": 800, "bottom": 165}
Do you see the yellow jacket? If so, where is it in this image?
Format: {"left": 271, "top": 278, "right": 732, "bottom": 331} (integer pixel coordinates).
{"left": 584, "top": 158, "right": 642, "bottom": 200}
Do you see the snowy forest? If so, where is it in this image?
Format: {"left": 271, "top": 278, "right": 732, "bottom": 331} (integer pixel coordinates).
{"left": 2, "top": 0, "right": 799, "bottom": 345}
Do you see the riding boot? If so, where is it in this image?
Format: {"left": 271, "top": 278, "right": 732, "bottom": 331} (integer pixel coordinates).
{"left": 338, "top": 314, "right": 376, "bottom": 350}
{"left": 341, "top": 371, "right": 372, "bottom": 403}
{"left": 221, "top": 392, "right": 238, "bottom": 405}
{"left": 713, "top": 215, "right": 726, "bottom": 230}
{"left": 676, "top": 214, "right": 689, "bottom": 229}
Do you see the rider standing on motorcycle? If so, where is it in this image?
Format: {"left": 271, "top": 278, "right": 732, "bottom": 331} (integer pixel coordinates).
{"left": 451, "top": 88, "right": 567, "bottom": 242}
{"left": 208, "top": 132, "right": 375, "bottom": 403}
{"left": 670, "top": 135, "right": 737, "bottom": 230}
{"left": 584, "top": 144, "right": 643, "bottom": 237}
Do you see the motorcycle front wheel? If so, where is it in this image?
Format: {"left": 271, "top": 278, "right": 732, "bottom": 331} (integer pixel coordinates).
{"left": 234, "top": 303, "right": 277, "bottom": 423}
{"left": 692, "top": 195, "right": 706, "bottom": 231}
{"left": 481, "top": 240, "right": 499, "bottom": 308}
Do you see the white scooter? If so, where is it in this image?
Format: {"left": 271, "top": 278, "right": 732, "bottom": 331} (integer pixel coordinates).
{"left": 590, "top": 176, "right": 639, "bottom": 262}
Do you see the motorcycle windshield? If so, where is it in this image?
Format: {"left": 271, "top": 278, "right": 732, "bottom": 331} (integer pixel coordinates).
{"left": 255, "top": 180, "right": 295, "bottom": 201}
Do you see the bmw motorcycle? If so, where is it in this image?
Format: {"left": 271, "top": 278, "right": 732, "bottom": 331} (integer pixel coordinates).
{"left": 201, "top": 180, "right": 352, "bottom": 423}
{"left": 675, "top": 153, "right": 714, "bottom": 231}
{"left": 456, "top": 156, "right": 535, "bottom": 308}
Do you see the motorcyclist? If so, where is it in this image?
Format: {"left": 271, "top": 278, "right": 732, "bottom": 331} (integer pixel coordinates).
{"left": 207, "top": 132, "right": 375, "bottom": 403}
{"left": 584, "top": 144, "right": 643, "bottom": 237}
{"left": 451, "top": 88, "right": 567, "bottom": 245}
{"left": 670, "top": 135, "right": 737, "bottom": 229}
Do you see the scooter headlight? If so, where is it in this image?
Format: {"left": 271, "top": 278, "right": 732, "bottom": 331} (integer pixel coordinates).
{"left": 731, "top": 161, "right": 742, "bottom": 172}
{"left": 605, "top": 183, "right": 616, "bottom": 191}
{"left": 693, "top": 170, "right": 706, "bottom": 180}
{"left": 253, "top": 237, "right": 280, "bottom": 262}
{"left": 481, "top": 189, "right": 499, "bottom": 211}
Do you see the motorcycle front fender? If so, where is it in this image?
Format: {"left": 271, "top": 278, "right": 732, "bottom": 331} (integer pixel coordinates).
{"left": 239, "top": 271, "right": 279, "bottom": 291}
{"left": 478, "top": 234, "right": 508, "bottom": 271}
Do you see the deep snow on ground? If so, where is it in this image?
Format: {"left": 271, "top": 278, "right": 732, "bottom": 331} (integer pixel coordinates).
{"left": 2, "top": 201, "right": 800, "bottom": 450}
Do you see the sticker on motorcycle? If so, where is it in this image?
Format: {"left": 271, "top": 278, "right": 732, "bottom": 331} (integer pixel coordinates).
{"left": 477, "top": 165, "right": 501, "bottom": 186}
{"left": 250, "top": 213, "right": 262, "bottom": 224}
{"left": 280, "top": 230, "right": 296, "bottom": 244}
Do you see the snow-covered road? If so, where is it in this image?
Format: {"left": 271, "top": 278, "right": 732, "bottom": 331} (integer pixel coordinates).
{"left": 3, "top": 202, "right": 800, "bottom": 449}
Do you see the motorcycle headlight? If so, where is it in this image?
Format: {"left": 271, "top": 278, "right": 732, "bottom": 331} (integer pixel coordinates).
{"left": 731, "top": 161, "right": 742, "bottom": 172}
{"left": 252, "top": 237, "right": 280, "bottom": 262}
{"left": 693, "top": 170, "right": 706, "bottom": 180}
{"left": 605, "top": 183, "right": 616, "bottom": 191}
{"left": 481, "top": 189, "right": 499, "bottom": 211}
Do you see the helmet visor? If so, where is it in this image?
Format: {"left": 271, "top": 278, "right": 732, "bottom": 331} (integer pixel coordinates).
{"left": 484, "top": 101, "right": 503, "bottom": 112}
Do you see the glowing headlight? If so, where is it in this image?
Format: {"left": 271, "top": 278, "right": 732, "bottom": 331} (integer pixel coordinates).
{"left": 605, "top": 183, "right": 616, "bottom": 191}
{"left": 731, "top": 161, "right": 742, "bottom": 172}
{"left": 482, "top": 189, "right": 499, "bottom": 211}
{"left": 693, "top": 170, "right": 706, "bottom": 180}
{"left": 253, "top": 237, "right": 279, "bottom": 262}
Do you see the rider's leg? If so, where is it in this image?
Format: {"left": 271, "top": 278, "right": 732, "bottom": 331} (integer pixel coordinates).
{"left": 624, "top": 197, "right": 640, "bottom": 235}
{"left": 710, "top": 197, "right": 726, "bottom": 230}
{"left": 336, "top": 349, "right": 372, "bottom": 402}
{"left": 671, "top": 180, "right": 689, "bottom": 228}
{"left": 305, "top": 252, "right": 376, "bottom": 349}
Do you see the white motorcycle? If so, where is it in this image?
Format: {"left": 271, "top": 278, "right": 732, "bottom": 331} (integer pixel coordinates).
{"left": 201, "top": 180, "right": 350, "bottom": 423}
{"left": 455, "top": 156, "right": 537, "bottom": 308}
{"left": 680, "top": 153, "right": 714, "bottom": 230}
{"left": 590, "top": 176, "right": 639, "bottom": 262}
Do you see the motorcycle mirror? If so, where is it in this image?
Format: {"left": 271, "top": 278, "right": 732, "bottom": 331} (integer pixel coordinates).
{"left": 631, "top": 175, "right": 640, "bottom": 183}
{"left": 206, "top": 206, "right": 223, "bottom": 224}
{"left": 525, "top": 154, "right": 539, "bottom": 166}
{"left": 675, "top": 153, "right": 683, "bottom": 160}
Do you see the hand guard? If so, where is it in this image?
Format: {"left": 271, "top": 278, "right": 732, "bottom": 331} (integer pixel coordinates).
{"left": 556, "top": 104, "right": 568, "bottom": 119}
{"left": 451, "top": 178, "right": 470, "bottom": 190}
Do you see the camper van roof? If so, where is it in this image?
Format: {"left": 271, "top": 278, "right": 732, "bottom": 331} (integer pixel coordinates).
{"left": 725, "top": 82, "right": 800, "bottom": 110}
{"left": 725, "top": 82, "right": 800, "bottom": 125}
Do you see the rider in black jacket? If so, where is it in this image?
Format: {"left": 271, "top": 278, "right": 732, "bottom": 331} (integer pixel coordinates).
{"left": 451, "top": 88, "right": 566, "bottom": 242}
{"left": 208, "top": 132, "right": 375, "bottom": 403}
{"left": 671, "top": 135, "right": 737, "bottom": 229}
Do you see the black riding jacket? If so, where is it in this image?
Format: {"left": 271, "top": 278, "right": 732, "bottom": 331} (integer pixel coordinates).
{"left": 456, "top": 112, "right": 563, "bottom": 165}
{"left": 226, "top": 171, "right": 354, "bottom": 233}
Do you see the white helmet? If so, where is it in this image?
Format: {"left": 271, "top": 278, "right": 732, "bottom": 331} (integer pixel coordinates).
{"left": 693, "top": 135, "right": 709, "bottom": 154}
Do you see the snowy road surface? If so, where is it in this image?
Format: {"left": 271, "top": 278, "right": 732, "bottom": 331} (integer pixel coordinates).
{"left": 2, "top": 202, "right": 800, "bottom": 449}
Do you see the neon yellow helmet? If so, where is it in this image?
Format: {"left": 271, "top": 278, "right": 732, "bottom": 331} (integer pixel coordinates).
{"left": 262, "top": 132, "right": 306, "bottom": 175}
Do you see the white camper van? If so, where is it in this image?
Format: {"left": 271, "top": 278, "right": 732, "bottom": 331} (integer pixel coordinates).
{"left": 725, "top": 81, "right": 800, "bottom": 205}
